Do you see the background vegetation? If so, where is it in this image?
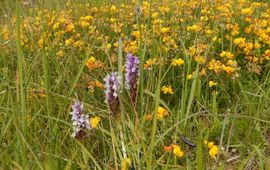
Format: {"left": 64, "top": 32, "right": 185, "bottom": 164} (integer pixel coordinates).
{"left": 0, "top": 0, "right": 270, "bottom": 169}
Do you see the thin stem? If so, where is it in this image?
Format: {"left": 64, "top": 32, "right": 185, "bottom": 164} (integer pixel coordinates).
{"left": 147, "top": 54, "right": 162, "bottom": 170}
{"left": 15, "top": 0, "right": 27, "bottom": 167}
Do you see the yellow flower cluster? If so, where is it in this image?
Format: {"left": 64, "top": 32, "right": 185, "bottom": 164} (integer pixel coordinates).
{"left": 121, "top": 158, "right": 132, "bottom": 170}
{"left": 28, "top": 87, "right": 46, "bottom": 98}
{"left": 85, "top": 56, "right": 104, "bottom": 70}
{"left": 90, "top": 116, "right": 101, "bottom": 129}
{"left": 1, "top": 0, "right": 269, "bottom": 81}
{"left": 144, "top": 58, "right": 157, "bottom": 70}
{"left": 220, "top": 51, "right": 234, "bottom": 59}
{"left": 171, "top": 58, "right": 184, "bottom": 66}
{"left": 88, "top": 81, "right": 104, "bottom": 91}
{"left": 208, "top": 81, "right": 217, "bottom": 87}
{"left": 1, "top": 0, "right": 269, "bottom": 128}
{"left": 161, "top": 85, "right": 174, "bottom": 95}
{"left": 157, "top": 106, "right": 169, "bottom": 119}
{"left": 204, "top": 140, "right": 219, "bottom": 159}
{"left": 172, "top": 144, "right": 184, "bottom": 158}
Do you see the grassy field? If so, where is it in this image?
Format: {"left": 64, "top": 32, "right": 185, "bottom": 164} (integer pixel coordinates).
{"left": 1, "top": 0, "right": 270, "bottom": 169}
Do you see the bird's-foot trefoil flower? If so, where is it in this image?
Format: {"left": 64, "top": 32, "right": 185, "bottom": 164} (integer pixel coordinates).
{"left": 204, "top": 140, "right": 219, "bottom": 159}
{"left": 172, "top": 144, "right": 185, "bottom": 158}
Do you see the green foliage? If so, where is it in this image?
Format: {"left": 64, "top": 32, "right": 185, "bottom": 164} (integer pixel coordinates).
{"left": 0, "top": 0, "right": 270, "bottom": 169}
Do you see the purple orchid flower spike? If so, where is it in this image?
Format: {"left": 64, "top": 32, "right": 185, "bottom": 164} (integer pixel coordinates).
{"left": 125, "top": 53, "right": 140, "bottom": 103}
{"left": 104, "top": 72, "right": 121, "bottom": 116}
{"left": 70, "top": 101, "right": 91, "bottom": 139}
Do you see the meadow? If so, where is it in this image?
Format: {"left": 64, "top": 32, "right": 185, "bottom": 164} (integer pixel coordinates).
{"left": 0, "top": 0, "right": 270, "bottom": 169}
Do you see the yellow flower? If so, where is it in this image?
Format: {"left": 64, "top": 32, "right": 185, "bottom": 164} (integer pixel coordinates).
{"left": 1, "top": 26, "right": 9, "bottom": 40}
{"left": 38, "top": 39, "right": 43, "bottom": 48}
{"left": 86, "top": 56, "right": 97, "bottom": 70}
{"left": 194, "top": 55, "right": 206, "bottom": 64}
{"left": 187, "top": 74, "right": 193, "bottom": 80}
{"left": 87, "top": 56, "right": 96, "bottom": 63}
{"left": 151, "top": 12, "right": 159, "bottom": 18}
{"left": 161, "top": 85, "right": 174, "bottom": 95}
{"left": 29, "top": 87, "right": 46, "bottom": 98}
{"left": 88, "top": 81, "right": 104, "bottom": 91}
{"left": 144, "top": 58, "right": 157, "bottom": 69}
{"left": 241, "top": 8, "right": 253, "bottom": 15}
{"left": 86, "top": 56, "right": 96, "bottom": 65}
{"left": 161, "top": 27, "right": 170, "bottom": 33}
{"left": 157, "top": 106, "right": 168, "bottom": 119}
{"left": 212, "top": 36, "right": 217, "bottom": 42}
{"left": 146, "top": 59, "right": 156, "bottom": 65}
{"left": 110, "top": 5, "right": 116, "bottom": 10}
{"left": 95, "top": 81, "right": 104, "bottom": 89}
{"left": 204, "top": 140, "right": 219, "bottom": 159}
{"left": 73, "top": 40, "right": 84, "bottom": 48}
{"left": 121, "top": 158, "right": 132, "bottom": 170}
{"left": 208, "top": 81, "right": 217, "bottom": 87}
{"left": 227, "top": 60, "right": 237, "bottom": 67}
{"left": 171, "top": 58, "right": 184, "bottom": 66}
{"left": 220, "top": 51, "right": 234, "bottom": 59}
{"left": 113, "top": 42, "right": 119, "bottom": 48}
{"left": 209, "top": 145, "right": 218, "bottom": 159}
{"left": 90, "top": 116, "right": 101, "bottom": 129}
{"left": 207, "top": 142, "right": 214, "bottom": 149}
{"left": 263, "top": 49, "right": 270, "bottom": 60}
{"left": 56, "top": 50, "right": 64, "bottom": 57}
{"left": 222, "top": 65, "right": 235, "bottom": 75}
{"left": 106, "top": 43, "right": 111, "bottom": 50}
{"left": 208, "top": 59, "right": 222, "bottom": 73}
{"left": 254, "top": 42, "right": 261, "bottom": 49}
{"left": 65, "top": 23, "right": 75, "bottom": 32}
{"left": 233, "top": 37, "right": 246, "bottom": 47}
{"left": 79, "top": 20, "right": 89, "bottom": 27}
{"left": 65, "top": 38, "right": 74, "bottom": 46}
{"left": 187, "top": 24, "right": 200, "bottom": 32}
{"left": 206, "top": 29, "right": 213, "bottom": 35}
{"left": 172, "top": 144, "right": 184, "bottom": 158}
{"left": 131, "top": 31, "right": 140, "bottom": 39}
{"left": 200, "top": 68, "right": 206, "bottom": 76}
